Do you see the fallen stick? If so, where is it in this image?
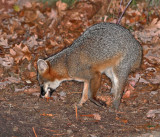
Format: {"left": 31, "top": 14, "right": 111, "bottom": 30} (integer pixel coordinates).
{"left": 32, "top": 127, "right": 38, "bottom": 137}
{"left": 42, "top": 128, "right": 57, "bottom": 132}
{"left": 75, "top": 105, "right": 78, "bottom": 120}
{"left": 52, "top": 133, "right": 68, "bottom": 136}
{"left": 80, "top": 114, "right": 94, "bottom": 117}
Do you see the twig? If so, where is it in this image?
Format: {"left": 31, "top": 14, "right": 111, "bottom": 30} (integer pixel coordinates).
{"left": 116, "top": 0, "right": 133, "bottom": 24}
{"left": 133, "top": 76, "right": 141, "bottom": 88}
{"left": 68, "top": 92, "right": 81, "bottom": 94}
{"left": 107, "top": 0, "right": 113, "bottom": 13}
{"left": 42, "top": 128, "right": 57, "bottom": 132}
{"left": 147, "top": 0, "right": 152, "bottom": 24}
{"left": 32, "top": 127, "right": 38, "bottom": 137}
{"left": 75, "top": 105, "right": 78, "bottom": 120}
{"left": 80, "top": 114, "right": 94, "bottom": 117}
{"left": 52, "top": 133, "right": 68, "bottom": 136}
{"left": 80, "top": 120, "right": 99, "bottom": 123}
{"left": 117, "top": 0, "right": 123, "bottom": 22}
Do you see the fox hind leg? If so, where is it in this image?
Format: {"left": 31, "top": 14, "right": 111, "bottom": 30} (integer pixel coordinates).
{"left": 88, "top": 72, "right": 106, "bottom": 107}
{"left": 105, "top": 67, "right": 118, "bottom": 95}
{"left": 105, "top": 66, "right": 130, "bottom": 109}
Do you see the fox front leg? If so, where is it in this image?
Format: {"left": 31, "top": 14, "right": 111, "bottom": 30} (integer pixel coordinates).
{"left": 77, "top": 81, "right": 89, "bottom": 107}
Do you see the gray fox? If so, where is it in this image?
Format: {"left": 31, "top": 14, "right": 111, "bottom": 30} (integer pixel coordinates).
{"left": 37, "top": 22, "right": 142, "bottom": 109}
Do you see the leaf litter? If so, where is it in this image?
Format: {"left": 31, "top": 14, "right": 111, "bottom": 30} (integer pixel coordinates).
{"left": 0, "top": 0, "right": 160, "bottom": 136}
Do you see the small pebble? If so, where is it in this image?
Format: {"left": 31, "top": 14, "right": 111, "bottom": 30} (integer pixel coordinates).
{"left": 59, "top": 91, "right": 66, "bottom": 97}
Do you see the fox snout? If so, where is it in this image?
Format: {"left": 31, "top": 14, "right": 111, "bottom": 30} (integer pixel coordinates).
{"left": 39, "top": 86, "right": 55, "bottom": 98}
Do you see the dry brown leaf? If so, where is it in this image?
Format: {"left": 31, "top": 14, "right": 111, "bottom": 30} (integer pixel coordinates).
{"left": 0, "top": 37, "right": 9, "bottom": 48}
{"left": 25, "top": 35, "right": 38, "bottom": 48}
{"left": 146, "top": 18, "right": 160, "bottom": 30}
{"left": 24, "top": 9, "right": 38, "bottom": 23}
{"left": 61, "top": 1, "right": 102, "bottom": 30}
{"left": 10, "top": 44, "right": 24, "bottom": 63}
{"left": 123, "top": 82, "right": 135, "bottom": 99}
{"left": 5, "top": 77, "right": 21, "bottom": 83}
{"left": 29, "top": 71, "right": 37, "bottom": 78}
{"left": 122, "top": 90, "right": 131, "bottom": 99}
{"left": 40, "top": 113, "right": 54, "bottom": 117}
{"left": 97, "top": 95, "right": 112, "bottom": 106}
{"left": 116, "top": 117, "right": 128, "bottom": 124}
{"left": 80, "top": 114, "right": 94, "bottom": 118}
{"left": 10, "top": 43, "right": 31, "bottom": 63}
{"left": 24, "top": 87, "right": 40, "bottom": 94}
{"left": 56, "top": 0, "right": 68, "bottom": 12}
{"left": 47, "top": 9, "right": 57, "bottom": 19}
{"left": 0, "top": 54, "right": 14, "bottom": 68}
{"left": 0, "top": 67, "right": 3, "bottom": 77}
{"left": 24, "top": 2, "right": 32, "bottom": 8}
{"left": 146, "top": 109, "right": 160, "bottom": 118}
{"left": 93, "top": 113, "right": 101, "bottom": 121}
{"left": 21, "top": 45, "right": 32, "bottom": 61}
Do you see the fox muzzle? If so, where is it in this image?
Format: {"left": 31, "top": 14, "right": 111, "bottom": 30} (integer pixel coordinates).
{"left": 40, "top": 86, "right": 55, "bottom": 98}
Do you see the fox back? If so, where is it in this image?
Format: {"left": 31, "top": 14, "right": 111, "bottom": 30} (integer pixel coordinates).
{"left": 37, "top": 22, "right": 142, "bottom": 109}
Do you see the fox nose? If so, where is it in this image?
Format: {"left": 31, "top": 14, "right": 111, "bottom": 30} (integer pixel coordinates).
{"left": 39, "top": 86, "right": 55, "bottom": 98}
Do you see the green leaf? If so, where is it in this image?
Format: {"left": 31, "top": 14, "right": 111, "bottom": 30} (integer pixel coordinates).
{"left": 13, "top": 5, "right": 20, "bottom": 12}
{"left": 147, "top": 125, "right": 155, "bottom": 128}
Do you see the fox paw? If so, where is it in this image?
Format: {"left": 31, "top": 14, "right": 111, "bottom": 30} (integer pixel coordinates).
{"left": 74, "top": 102, "right": 83, "bottom": 108}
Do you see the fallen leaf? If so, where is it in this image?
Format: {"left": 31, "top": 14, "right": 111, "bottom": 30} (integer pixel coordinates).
{"left": 116, "top": 117, "right": 128, "bottom": 124}
{"left": 5, "top": 76, "right": 21, "bottom": 83}
{"left": 29, "top": 72, "right": 37, "bottom": 78}
{"left": 93, "top": 113, "right": 101, "bottom": 121}
{"left": 0, "top": 81, "right": 8, "bottom": 89}
{"left": 48, "top": 9, "right": 57, "bottom": 19}
{"left": 59, "top": 91, "right": 66, "bottom": 97}
{"left": 25, "top": 35, "right": 38, "bottom": 48}
{"left": 13, "top": 5, "right": 20, "bottom": 12}
{"left": 0, "top": 55, "right": 14, "bottom": 68}
{"left": 80, "top": 114, "right": 93, "bottom": 117}
{"left": 122, "top": 90, "right": 131, "bottom": 99}
{"left": 0, "top": 37, "right": 9, "bottom": 48}
{"left": 146, "top": 109, "right": 160, "bottom": 118}
{"left": 97, "top": 95, "right": 112, "bottom": 106}
{"left": 0, "top": 67, "right": 3, "bottom": 77}
{"left": 24, "top": 2, "right": 32, "bottom": 8}
{"left": 10, "top": 43, "right": 31, "bottom": 63}
{"left": 40, "top": 113, "right": 54, "bottom": 117}
{"left": 24, "top": 87, "right": 40, "bottom": 94}
{"left": 56, "top": 0, "right": 68, "bottom": 13}
{"left": 60, "top": 1, "right": 102, "bottom": 30}
{"left": 0, "top": 76, "right": 21, "bottom": 89}
{"left": 146, "top": 18, "right": 160, "bottom": 30}
{"left": 24, "top": 9, "right": 38, "bottom": 23}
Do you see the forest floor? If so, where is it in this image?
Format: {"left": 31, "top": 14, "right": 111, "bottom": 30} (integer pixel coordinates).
{"left": 0, "top": 0, "right": 160, "bottom": 136}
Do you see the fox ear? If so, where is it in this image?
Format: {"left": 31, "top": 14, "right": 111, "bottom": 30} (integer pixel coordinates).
{"left": 37, "top": 59, "right": 49, "bottom": 73}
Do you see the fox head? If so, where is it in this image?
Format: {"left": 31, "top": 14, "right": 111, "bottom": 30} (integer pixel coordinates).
{"left": 37, "top": 59, "right": 61, "bottom": 98}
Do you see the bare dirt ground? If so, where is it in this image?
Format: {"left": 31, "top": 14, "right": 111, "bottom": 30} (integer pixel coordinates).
{"left": 0, "top": 79, "right": 160, "bottom": 136}
{"left": 0, "top": 0, "right": 160, "bottom": 136}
